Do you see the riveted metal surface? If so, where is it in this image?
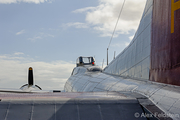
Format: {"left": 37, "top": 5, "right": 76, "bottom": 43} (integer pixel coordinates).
{"left": 64, "top": 0, "right": 180, "bottom": 119}
{"left": 103, "top": 0, "right": 153, "bottom": 81}
{"left": 65, "top": 70, "right": 180, "bottom": 119}
{"left": 150, "top": 0, "right": 180, "bottom": 86}
{"left": 0, "top": 92, "right": 149, "bottom": 120}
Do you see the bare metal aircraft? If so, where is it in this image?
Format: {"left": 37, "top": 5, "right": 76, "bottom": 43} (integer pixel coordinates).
{"left": 0, "top": 0, "right": 180, "bottom": 119}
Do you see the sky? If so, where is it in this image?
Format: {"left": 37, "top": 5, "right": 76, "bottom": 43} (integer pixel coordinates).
{"left": 0, "top": 0, "right": 146, "bottom": 90}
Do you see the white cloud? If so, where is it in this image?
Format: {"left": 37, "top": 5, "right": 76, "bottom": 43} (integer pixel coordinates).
{"left": 28, "top": 36, "right": 42, "bottom": 41}
{"left": 0, "top": 0, "right": 52, "bottom": 4}
{"left": 72, "top": 7, "right": 96, "bottom": 13}
{"left": 70, "top": 0, "right": 146, "bottom": 37}
{"left": 64, "top": 22, "right": 89, "bottom": 29}
{"left": 0, "top": 54, "right": 75, "bottom": 90}
{"left": 129, "top": 35, "right": 134, "bottom": 41}
{"left": 27, "top": 32, "right": 55, "bottom": 41}
{"left": 123, "top": 35, "right": 134, "bottom": 47}
{"left": 111, "top": 41, "right": 131, "bottom": 47}
{"left": 14, "top": 52, "right": 24, "bottom": 55}
{"left": 16, "top": 29, "right": 25, "bottom": 35}
{"left": 111, "top": 42, "right": 130, "bottom": 48}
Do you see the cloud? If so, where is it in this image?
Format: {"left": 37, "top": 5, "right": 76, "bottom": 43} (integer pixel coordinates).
{"left": 16, "top": 29, "right": 25, "bottom": 35}
{"left": 72, "top": 7, "right": 96, "bottom": 13}
{"left": 0, "top": 53, "right": 75, "bottom": 90}
{"left": 129, "top": 35, "right": 134, "bottom": 41}
{"left": 14, "top": 52, "right": 24, "bottom": 55}
{"left": 27, "top": 32, "right": 55, "bottom": 41}
{"left": 69, "top": 0, "right": 146, "bottom": 37}
{"left": 64, "top": 22, "right": 89, "bottom": 29}
{"left": 111, "top": 41, "right": 131, "bottom": 47}
{"left": 124, "top": 35, "right": 134, "bottom": 47}
{"left": 28, "top": 36, "right": 42, "bottom": 41}
{"left": 0, "top": 0, "right": 52, "bottom": 4}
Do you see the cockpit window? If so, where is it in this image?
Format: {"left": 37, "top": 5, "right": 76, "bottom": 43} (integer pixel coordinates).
{"left": 82, "top": 57, "right": 91, "bottom": 64}
{"left": 76, "top": 56, "right": 95, "bottom": 67}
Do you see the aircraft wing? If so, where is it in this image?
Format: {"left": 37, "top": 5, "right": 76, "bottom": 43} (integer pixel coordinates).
{"left": 63, "top": 0, "right": 180, "bottom": 119}
{"left": 1, "top": 0, "right": 180, "bottom": 119}
{"left": 0, "top": 91, "right": 163, "bottom": 120}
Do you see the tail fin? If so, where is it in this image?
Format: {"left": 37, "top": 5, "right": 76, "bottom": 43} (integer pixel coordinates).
{"left": 150, "top": 0, "right": 180, "bottom": 85}
{"left": 104, "top": 0, "right": 180, "bottom": 86}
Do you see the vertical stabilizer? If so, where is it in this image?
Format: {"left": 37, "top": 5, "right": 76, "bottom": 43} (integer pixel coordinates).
{"left": 150, "top": 0, "right": 180, "bottom": 85}
{"left": 104, "top": 0, "right": 180, "bottom": 86}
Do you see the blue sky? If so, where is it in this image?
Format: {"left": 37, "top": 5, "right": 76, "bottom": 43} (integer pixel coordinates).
{"left": 0, "top": 0, "right": 146, "bottom": 90}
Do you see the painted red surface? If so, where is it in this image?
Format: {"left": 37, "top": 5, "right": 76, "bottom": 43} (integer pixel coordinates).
{"left": 150, "top": 0, "right": 180, "bottom": 86}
